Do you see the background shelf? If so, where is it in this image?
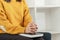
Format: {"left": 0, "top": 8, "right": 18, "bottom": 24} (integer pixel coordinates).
{"left": 26, "top": 0, "right": 60, "bottom": 40}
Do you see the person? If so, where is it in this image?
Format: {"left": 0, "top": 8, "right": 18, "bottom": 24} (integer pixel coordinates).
{"left": 0, "top": 0, "right": 51, "bottom": 40}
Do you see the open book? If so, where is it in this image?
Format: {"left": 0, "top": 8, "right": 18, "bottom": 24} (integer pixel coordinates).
{"left": 19, "top": 32, "right": 43, "bottom": 38}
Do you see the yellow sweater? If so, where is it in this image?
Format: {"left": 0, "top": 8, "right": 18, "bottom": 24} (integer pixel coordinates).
{"left": 0, "top": 0, "right": 32, "bottom": 34}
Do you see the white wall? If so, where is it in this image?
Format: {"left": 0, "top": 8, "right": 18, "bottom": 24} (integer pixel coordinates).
{"left": 45, "top": 8, "right": 52, "bottom": 31}
{"left": 30, "top": 7, "right": 60, "bottom": 32}
{"left": 29, "top": 8, "right": 46, "bottom": 32}
{"left": 35, "top": 0, "right": 45, "bottom": 6}
{"left": 29, "top": 8, "right": 36, "bottom": 22}
{"left": 50, "top": 8, "right": 60, "bottom": 32}
{"left": 35, "top": 8, "right": 46, "bottom": 32}
{"left": 45, "top": 0, "right": 60, "bottom": 5}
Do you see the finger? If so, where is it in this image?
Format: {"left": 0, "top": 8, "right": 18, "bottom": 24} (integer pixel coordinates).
{"left": 31, "top": 29, "right": 37, "bottom": 31}
{"left": 32, "top": 23, "right": 38, "bottom": 29}
{"left": 36, "top": 27, "right": 38, "bottom": 29}
{"left": 30, "top": 22, "right": 37, "bottom": 26}
{"left": 30, "top": 26, "right": 38, "bottom": 31}
{"left": 30, "top": 29, "right": 37, "bottom": 32}
{"left": 30, "top": 30, "right": 35, "bottom": 33}
{"left": 29, "top": 30, "right": 35, "bottom": 34}
{"left": 30, "top": 27, "right": 35, "bottom": 29}
{"left": 29, "top": 29, "right": 35, "bottom": 33}
{"left": 30, "top": 28, "right": 37, "bottom": 34}
{"left": 30, "top": 26, "right": 38, "bottom": 30}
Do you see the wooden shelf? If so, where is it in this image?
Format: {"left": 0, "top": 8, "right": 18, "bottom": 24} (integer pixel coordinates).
{"left": 28, "top": 5, "right": 60, "bottom": 8}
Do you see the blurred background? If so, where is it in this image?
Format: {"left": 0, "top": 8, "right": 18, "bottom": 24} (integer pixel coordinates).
{"left": 26, "top": 0, "right": 60, "bottom": 40}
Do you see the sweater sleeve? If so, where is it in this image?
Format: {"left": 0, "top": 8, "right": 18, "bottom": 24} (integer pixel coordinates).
{"left": 0, "top": 1, "right": 25, "bottom": 34}
{"left": 23, "top": 0, "right": 32, "bottom": 27}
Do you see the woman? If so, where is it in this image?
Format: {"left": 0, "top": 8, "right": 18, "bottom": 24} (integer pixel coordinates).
{"left": 0, "top": 0, "right": 51, "bottom": 40}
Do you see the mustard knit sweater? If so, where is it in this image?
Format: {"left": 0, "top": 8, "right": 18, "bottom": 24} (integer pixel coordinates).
{"left": 0, "top": 0, "right": 32, "bottom": 34}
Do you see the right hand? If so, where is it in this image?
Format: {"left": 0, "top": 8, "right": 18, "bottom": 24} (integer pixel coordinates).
{"left": 25, "top": 22, "right": 38, "bottom": 34}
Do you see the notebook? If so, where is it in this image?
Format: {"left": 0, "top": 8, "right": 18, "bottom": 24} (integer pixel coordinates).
{"left": 19, "top": 32, "right": 43, "bottom": 38}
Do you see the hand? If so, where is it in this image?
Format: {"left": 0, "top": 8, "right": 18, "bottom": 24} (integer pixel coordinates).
{"left": 25, "top": 22, "right": 38, "bottom": 34}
